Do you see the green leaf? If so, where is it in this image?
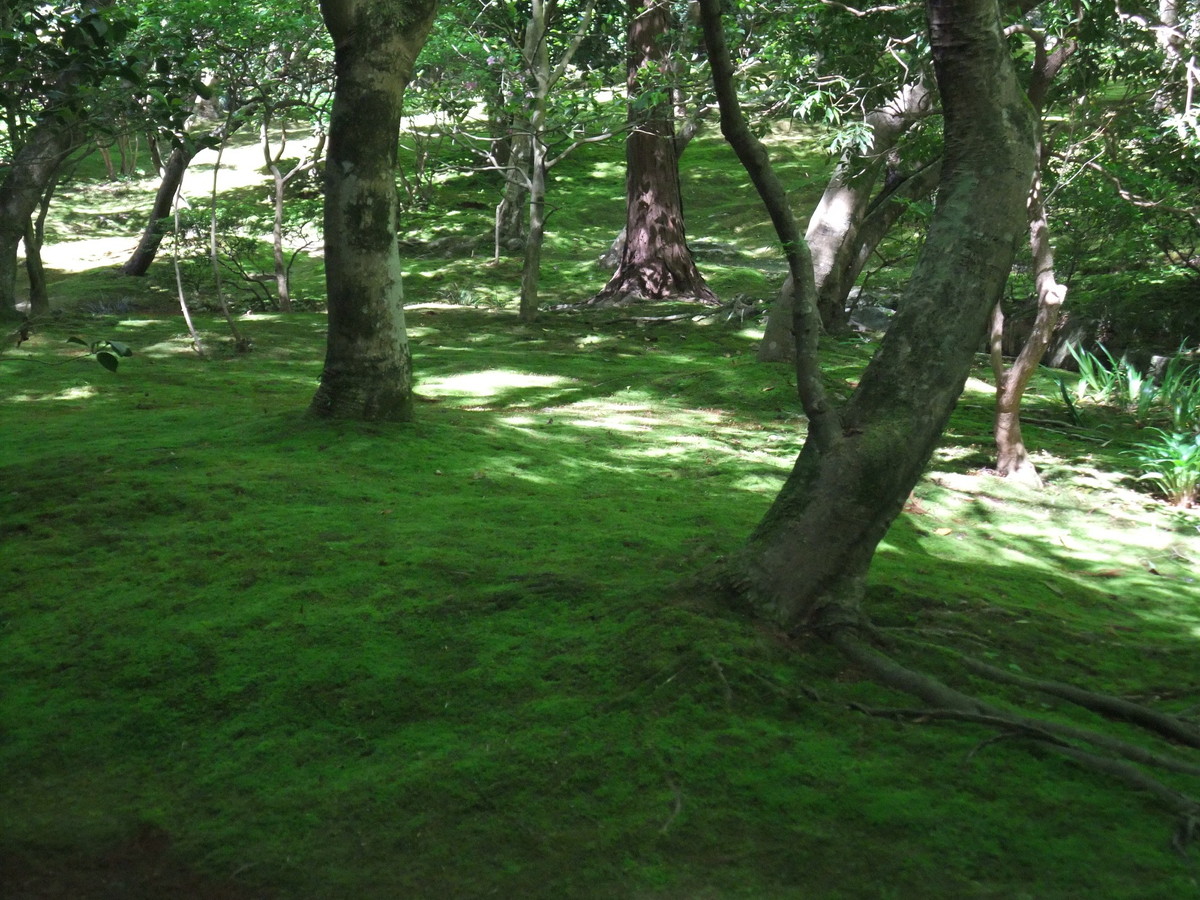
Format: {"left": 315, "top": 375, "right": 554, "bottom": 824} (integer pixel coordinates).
{"left": 95, "top": 351, "right": 119, "bottom": 373}
{"left": 67, "top": 336, "right": 89, "bottom": 347}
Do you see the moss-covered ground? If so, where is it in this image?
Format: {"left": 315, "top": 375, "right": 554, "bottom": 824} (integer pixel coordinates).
{"left": 2, "top": 128, "right": 1199, "bottom": 898}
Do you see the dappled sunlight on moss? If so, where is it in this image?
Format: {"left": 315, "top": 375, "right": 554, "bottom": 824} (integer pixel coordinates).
{"left": 420, "top": 369, "right": 572, "bottom": 400}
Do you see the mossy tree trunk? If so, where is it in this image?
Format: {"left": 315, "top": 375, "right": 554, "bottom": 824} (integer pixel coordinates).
{"left": 722, "top": 0, "right": 1036, "bottom": 630}
{"left": 590, "top": 0, "right": 716, "bottom": 306}
{"left": 310, "top": 0, "right": 438, "bottom": 421}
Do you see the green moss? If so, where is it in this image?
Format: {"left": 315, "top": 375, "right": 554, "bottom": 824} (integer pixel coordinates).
{"left": 3, "top": 126, "right": 1199, "bottom": 899}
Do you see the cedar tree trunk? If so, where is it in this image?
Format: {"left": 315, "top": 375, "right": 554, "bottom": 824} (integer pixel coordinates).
{"left": 726, "top": 0, "right": 1036, "bottom": 630}
{"left": 591, "top": 0, "right": 716, "bottom": 305}
{"left": 310, "top": 0, "right": 438, "bottom": 420}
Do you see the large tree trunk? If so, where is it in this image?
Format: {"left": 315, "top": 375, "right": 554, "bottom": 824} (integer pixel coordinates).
{"left": 597, "top": 110, "right": 709, "bottom": 269}
{"left": 121, "top": 145, "right": 195, "bottom": 277}
{"left": 758, "top": 83, "right": 935, "bottom": 360}
{"left": 309, "top": 0, "right": 438, "bottom": 421}
{"left": 589, "top": 0, "right": 716, "bottom": 306}
{"left": 725, "top": 0, "right": 1036, "bottom": 630}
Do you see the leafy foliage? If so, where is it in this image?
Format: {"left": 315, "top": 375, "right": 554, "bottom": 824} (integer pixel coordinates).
{"left": 66, "top": 335, "right": 133, "bottom": 371}
{"left": 1132, "top": 428, "right": 1200, "bottom": 507}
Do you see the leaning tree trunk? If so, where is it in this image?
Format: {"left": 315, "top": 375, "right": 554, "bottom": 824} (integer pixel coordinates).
{"left": 121, "top": 144, "right": 195, "bottom": 277}
{"left": 589, "top": 0, "right": 716, "bottom": 306}
{"left": 758, "top": 82, "right": 935, "bottom": 360}
{"left": 309, "top": 0, "right": 439, "bottom": 421}
{"left": 723, "top": 0, "right": 1036, "bottom": 630}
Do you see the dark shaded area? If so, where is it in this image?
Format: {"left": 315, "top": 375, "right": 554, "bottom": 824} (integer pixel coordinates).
{"left": 1, "top": 825, "right": 273, "bottom": 899}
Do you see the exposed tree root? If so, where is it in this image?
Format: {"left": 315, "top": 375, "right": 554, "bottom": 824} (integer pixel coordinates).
{"left": 959, "top": 655, "right": 1200, "bottom": 749}
{"left": 827, "top": 628, "right": 1200, "bottom": 853}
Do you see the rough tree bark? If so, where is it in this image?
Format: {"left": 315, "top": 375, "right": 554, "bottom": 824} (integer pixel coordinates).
{"left": 716, "top": 0, "right": 1037, "bottom": 630}
{"left": 589, "top": 0, "right": 716, "bottom": 306}
{"left": 309, "top": 0, "right": 438, "bottom": 420}
{"left": 758, "top": 83, "right": 936, "bottom": 361}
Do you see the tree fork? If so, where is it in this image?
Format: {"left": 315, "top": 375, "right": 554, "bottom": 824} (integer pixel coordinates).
{"left": 714, "top": 0, "right": 1036, "bottom": 629}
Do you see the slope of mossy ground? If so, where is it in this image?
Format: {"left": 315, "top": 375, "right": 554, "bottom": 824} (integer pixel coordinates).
{"left": 2, "top": 128, "right": 1200, "bottom": 898}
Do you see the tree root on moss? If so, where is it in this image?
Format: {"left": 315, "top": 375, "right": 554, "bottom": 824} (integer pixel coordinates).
{"left": 826, "top": 628, "right": 1200, "bottom": 854}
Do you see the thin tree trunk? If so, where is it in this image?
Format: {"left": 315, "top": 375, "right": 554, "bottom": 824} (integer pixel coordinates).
{"left": 310, "top": 0, "right": 438, "bottom": 421}
{"left": 23, "top": 218, "right": 48, "bottom": 317}
{"left": 171, "top": 183, "right": 206, "bottom": 358}
{"left": 207, "top": 140, "right": 249, "bottom": 351}
{"left": 495, "top": 130, "right": 531, "bottom": 256}
{"left": 590, "top": 0, "right": 716, "bottom": 306}
{"left": 516, "top": 0, "right": 597, "bottom": 320}
{"left": 698, "top": 0, "right": 832, "bottom": 446}
{"left": 991, "top": 33, "right": 1075, "bottom": 483}
{"left": 721, "top": 0, "right": 1036, "bottom": 629}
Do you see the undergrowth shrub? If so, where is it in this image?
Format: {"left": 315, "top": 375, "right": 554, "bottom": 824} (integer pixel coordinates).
{"left": 1067, "top": 342, "right": 1200, "bottom": 505}
{"left": 1131, "top": 428, "right": 1200, "bottom": 507}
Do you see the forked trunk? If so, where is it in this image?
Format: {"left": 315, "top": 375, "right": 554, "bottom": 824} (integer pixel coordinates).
{"left": 728, "top": 0, "right": 1036, "bottom": 629}
{"left": 310, "top": 0, "right": 438, "bottom": 421}
{"left": 0, "top": 119, "right": 79, "bottom": 317}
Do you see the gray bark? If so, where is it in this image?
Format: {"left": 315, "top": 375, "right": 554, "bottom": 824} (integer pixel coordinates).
{"left": 758, "top": 82, "right": 935, "bottom": 361}
{"left": 310, "top": 0, "right": 439, "bottom": 421}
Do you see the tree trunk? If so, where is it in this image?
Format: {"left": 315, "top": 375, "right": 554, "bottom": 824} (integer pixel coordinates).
{"left": 309, "top": 0, "right": 438, "bottom": 421}
{"left": 495, "top": 130, "right": 530, "bottom": 255}
{"left": 597, "top": 111, "right": 708, "bottom": 270}
{"left": 725, "top": 0, "right": 1036, "bottom": 630}
{"left": 758, "top": 83, "right": 935, "bottom": 361}
{"left": 21, "top": 175, "right": 59, "bottom": 317}
{"left": 121, "top": 144, "right": 194, "bottom": 277}
{"left": 991, "top": 34, "right": 1075, "bottom": 483}
{"left": 590, "top": 0, "right": 716, "bottom": 306}
{"left": 0, "top": 119, "right": 80, "bottom": 318}
{"left": 22, "top": 218, "right": 48, "bottom": 317}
